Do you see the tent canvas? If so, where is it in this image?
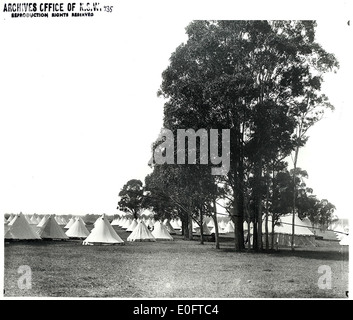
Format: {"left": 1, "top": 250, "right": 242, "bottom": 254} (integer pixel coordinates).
{"left": 146, "top": 218, "right": 154, "bottom": 229}
{"left": 29, "top": 215, "right": 39, "bottom": 225}
{"left": 117, "top": 217, "right": 127, "bottom": 227}
{"left": 329, "top": 219, "right": 349, "bottom": 232}
{"left": 265, "top": 214, "right": 315, "bottom": 235}
{"left": 194, "top": 221, "right": 212, "bottom": 235}
{"left": 121, "top": 218, "right": 132, "bottom": 229}
{"left": 333, "top": 224, "right": 349, "bottom": 241}
{"left": 64, "top": 217, "right": 75, "bottom": 229}
{"left": 83, "top": 214, "right": 124, "bottom": 245}
{"left": 126, "top": 219, "right": 138, "bottom": 232}
{"left": 224, "top": 220, "right": 235, "bottom": 233}
{"left": 102, "top": 216, "right": 125, "bottom": 240}
{"left": 127, "top": 221, "right": 156, "bottom": 242}
{"left": 140, "top": 209, "right": 154, "bottom": 218}
{"left": 37, "top": 215, "right": 69, "bottom": 240}
{"left": 78, "top": 216, "right": 86, "bottom": 225}
{"left": 262, "top": 214, "right": 316, "bottom": 247}
{"left": 218, "top": 220, "right": 227, "bottom": 230}
{"left": 210, "top": 225, "right": 226, "bottom": 234}
{"left": 164, "top": 219, "right": 176, "bottom": 234}
{"left": 37, "top": 215, "right": 49, "bottom": 228}
{"left": 111, "top": 217, "right": 121, "bottom": 226}
{"left": 301, "top": 217, "right": 314, "bottom": 231}
{"left": 59, "top": 216, "right": 68, "bottom": 225}
{"left": 93, "top": 216, "right": 102, "bottom": 226}
{"left": 170, "top": 219, "right": 181, "bottom": 230}
{"left": 339, "top": 234, "right": 349, "bottom": 246}
{"left": 5, "top": 213, "right": 42, "bottom": 240}
{"left": 152, "top": 221, "right": 173, "bottom": 240}
{"left": 65, "top": 218, "right": 90, "bottom": 239}
{"left": 207, "top": 219, "right": 215, "bottom": 228}
{"left": 176, "top": 219, "right": 182, "bottom": 228}
{"left": 7, "top": 214, "right": 15, "bottom": 223}
{"left": 58, "top": 216, "right": 68, "bottom": 225}
{"left": 55, "top": 216, "right": 64, "bottom": 225}
{"left": 4, "top": 219, "right": 10, "bottom": 235}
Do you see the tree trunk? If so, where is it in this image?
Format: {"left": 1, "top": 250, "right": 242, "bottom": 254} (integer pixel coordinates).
{"left": 247, "top": 218, "right": 251, "bottom": 251}
{"left": 253, "top": 217, "right": 258, "bottom": 250}
{"left": 291, "top": 190, "right": 296, "bottom": 250}
{"left": 237, "top": 122, "right": 245, "bottom": 251}
{"left": 265, "top": 173, "right": 270, "bottom": 251}
{"left": 229, "top": 117, "right": 245, "bottom": 252}
{"left": 231, "top": 198, "right": 243, "bottom": 252}
{"left": 188, "top": 211, "right": 193, "bottom": 240}
{"left": 244, "top": 199, "right": 251, "bottom": 251}
{"left": 256, "top": 157, "right": 263, "bottom": 251}
{"left": 200, "top": 206, "right": 204, "bottom": 245}
{"left": 242, "top": 189, "right": 252, "bottom": 250}
{"left": 271, "top": 213, "right": 275, "bottom": 250}
{"left": 212, "top": 200, "right": 220, "bottom": 249}
{"left": 270, "top": 168, "right": 276, "bottom": 250}
{"left": 183, "top": 214, "right": 189, "bottom": 240}
{"left": 291, "top": 145, "right": 299, "bottom": 251}
{"left": 237, "top": 214, "right": 244, "bottom": 251}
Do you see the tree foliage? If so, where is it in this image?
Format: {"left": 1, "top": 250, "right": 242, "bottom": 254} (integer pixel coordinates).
{"left": 118, "top": 20, "right": 338, "bottom": 251}
{"left": 117, "top": 179, "right": 144, "bottom": 219}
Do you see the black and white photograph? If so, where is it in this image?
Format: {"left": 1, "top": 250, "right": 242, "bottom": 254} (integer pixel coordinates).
{"left": 1, "top": 0, "right": 351, "bottom": 303}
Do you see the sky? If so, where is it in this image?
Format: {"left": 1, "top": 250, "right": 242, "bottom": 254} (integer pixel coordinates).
{"left": 0, "top": 0, "right": 352, "bottom": 218}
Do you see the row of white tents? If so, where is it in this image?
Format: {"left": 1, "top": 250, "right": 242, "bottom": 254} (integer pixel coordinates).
{"left": 107, "top": 213, "right": 350, "bottom": 247}
{"left": 4, "top": 212, "right": 348, "bottom": 246}
{"left": 4, "top": 213, "right": 177, "bottom": 244}
{"left": 111, "top": 217, "right": 177, "bottom": 242}
{"left": 329, "top": 220, "right": 349, "bottom": 246}
{"left": 76, "top": 215, "right": 176, "bottom": 244}
{"left": 110, "top": 214, "right": 322, "bottom": 248}
{"left": 112, "top": 215, "right": 232, "bottom": 236}
{"left": 242, "top": 214, "right": 349, "bottom": 247}
{"left": 5, "top": 213, "right": 74, "bottom": 227}
{"left": 4, "top": 213, "right": 93, "bottom": 240}
{"left": 113, "top": 215, "right": 235, "bottom": 236}
{"left": 112, "top": 216, "right": 181, "bottom": 233}
{"left": 190, "top": 214, "right": 349, "bottom": 247}
{"left": 5, "top": 213, "right": 69, "bottom": 240}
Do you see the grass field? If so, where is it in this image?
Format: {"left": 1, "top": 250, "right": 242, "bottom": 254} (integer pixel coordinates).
{"left": 3, "top": 225, "right": 349, "bottom": 298}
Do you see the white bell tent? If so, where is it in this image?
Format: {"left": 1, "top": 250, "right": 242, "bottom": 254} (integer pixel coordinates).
{"left": 194, "top": 221, "right": 212, "bottom": 235}
{"left": 64, "top": 217, "right": 75, "bottom": 229}
{"left": 83, "top": 214, "right": 124, "bottom": 245}
{"left": 224, "top": 220, "right": 235, "bottom": 233}
{"left": 127, "top": 221, "right": 156, "bottom": 242}
{"left": 5, "top": 212, "right": 41, "bottom": 240}
{"left": 126, "top": 219, "right": 138, "bottom": 232}
{"left": 36, "top": 215, "right": 69, "bottom": 240}
{"left": 170, "top": 219, "right": 181, "bottom": 230}
{"left": 65, "top": 217, "right": 90, "bottom": 239}
{"left": 152, "top": 221, "right": 173, "bottom": 240}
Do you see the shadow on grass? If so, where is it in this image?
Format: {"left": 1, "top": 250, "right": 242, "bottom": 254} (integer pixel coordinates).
{"left": 217, "top": 246, "right": 348, "bottom": 261}
{"left": 4, "top": 240, "right": 80, "bottom": 248}
{"left": 270, "top": 248, "right": 348, "bottom": 261}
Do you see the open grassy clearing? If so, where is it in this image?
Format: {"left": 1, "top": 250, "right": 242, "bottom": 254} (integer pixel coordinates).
{"left": 4, "top": 226, "right": 349, "bottom": 298}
